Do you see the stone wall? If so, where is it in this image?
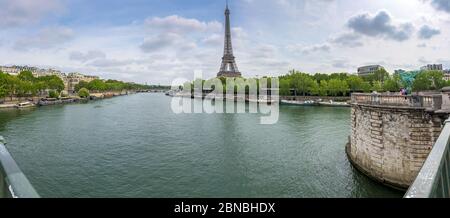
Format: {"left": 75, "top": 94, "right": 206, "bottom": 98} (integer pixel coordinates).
{"left": 348, "top": 104, "right": 447, "bottom": 189}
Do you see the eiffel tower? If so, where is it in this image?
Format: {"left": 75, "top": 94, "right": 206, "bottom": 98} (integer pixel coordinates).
{"left": 217, "top": 1, "right": 242, "bottom": 78}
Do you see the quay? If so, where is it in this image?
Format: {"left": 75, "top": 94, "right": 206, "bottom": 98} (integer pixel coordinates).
{"left": 349, "top": 90, "right": 450, "bottom": 196}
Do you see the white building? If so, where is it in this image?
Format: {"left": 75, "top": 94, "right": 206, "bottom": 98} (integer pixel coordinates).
{"left": 420, "top": 64, "right": 443, "bottom": 71}
{"left": 357, "top": 65, "right": 384, "bottom": 76}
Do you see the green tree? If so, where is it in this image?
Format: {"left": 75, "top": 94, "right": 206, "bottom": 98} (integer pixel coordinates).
{"left": 291, "top": 73, "right": 315, "bottom": 96}
{"left": 383, "top": 75, "right": 403, "bottom": 92}
{"left": 78, "top": 88, "right": 90, "bottom": 98}
{"left": 412, "top": 72, "right": 433, "bottom": 92}
{"left": 372, "top": 81, "right": 384, "bottom": 92}
{"left": 346, "top": 75, "right": 365, "bottom": 92}
{"left": 17, "top": 71, "right": 35, "bottom": 82}
{"left": 48, "top": 90, "right": 60, "bottom": 98}
{"left": 319, "top": 80, "right": 329, "bottom": 96}
{"left": 328, "top": 79, "right": 349, "bottom": 96}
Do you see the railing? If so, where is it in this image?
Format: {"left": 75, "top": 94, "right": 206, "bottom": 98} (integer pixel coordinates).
{"left": 0, "top": 136, "right": 40, "bottom": 198}
{"left": 405, "top": 119, "right": 450, "bottom": 198}
{"left": 352, "top": 93, "right": 442, "bottom": 110}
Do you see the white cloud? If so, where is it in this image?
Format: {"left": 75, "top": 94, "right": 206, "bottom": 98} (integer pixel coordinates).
{"left": 0, "top": 0, "right": 63, "bottom": 27}
{"left": 70, "top": 50, "right": 106, "bottom": 62}
{"left": 144, "top": 15, "right": 221, "bottom": 34}
{"left": 14, "top": 26, "right": 74, "bottom": 50}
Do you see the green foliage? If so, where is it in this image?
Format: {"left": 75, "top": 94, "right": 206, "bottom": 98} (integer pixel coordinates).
{"left": 76, "top": 79, "right": 152, "bottom": 93}
{"left": 48, "top": 90, "right": 60, "bottom": 98}
{"left": 412, "top": 70, "right": 446, "bottom": 92}
{"left": 78, "top": 88, "right": 90, "bottom": 98}
{"left": 382, "top": 75, "right": 403, "bottom": 92}
{"left": 346, "top": 75, "right": 365, "bottom": 92}
{"left": 277, "top": 68, "right": 448, "bottom": 96}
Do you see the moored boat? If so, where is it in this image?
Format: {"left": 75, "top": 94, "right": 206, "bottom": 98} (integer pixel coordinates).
{"left": 318, "top": 100, "right": 350, "bottom": 107}
{"left": 281, "top": 100, "right": 316, "bottom": 106}
{"left": 15, "top": 101, "right": 36, "bottom": 109}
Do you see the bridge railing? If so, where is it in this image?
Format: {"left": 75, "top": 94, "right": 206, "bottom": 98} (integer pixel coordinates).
{"left": 405, "top": 119, "right": 450, "bottom": 198}
{"left": 0, "top": 136, "right": 40, "bottom": 198}
{"left": 351, "top": 93, "right": 442, "bottom": 110}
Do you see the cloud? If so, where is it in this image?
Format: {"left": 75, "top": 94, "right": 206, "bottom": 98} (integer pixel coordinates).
{"left": 418, "top": 25, "right": 441, "bottom": 39}
{"left": 88, "top": 58, "right": 134, "bottom": 68}
{"left": 202, "top": 34, "right": 222, "bottom": 46}
{"left": 14, "top": 26, "right": 74, "bottom": 50}
{"left": 330, "top": 32, "right": 364, "bottom": 47}
{"left": 144, "top": 15, "right": 221, "bottom": 34}
{"left": 429, "top": 0, "right": 450, "bottom": 13}
{"left": 417, "top": 43, "right": 427, "bottom": 48}
{"left": 0, "top": 0, "right": 63, "bottom": 27}
{"left": 140, "top": 33, "right": 182, "bottom": 53}
{"left": 70, "top": 50, "right": 106, "bottom": 62}
{"left": 301, "top": 43, "right": 331, "bottom": 54}
{"left": 347, "top": 10, "right": 414, "bottom": 41}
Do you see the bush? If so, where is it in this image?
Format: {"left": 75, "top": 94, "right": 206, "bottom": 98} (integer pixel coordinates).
{"left": 48, "top": 90, "right": 60, "bottom": 99}
{"left": 78, "top": 88, "right": 90, "bottom": 98}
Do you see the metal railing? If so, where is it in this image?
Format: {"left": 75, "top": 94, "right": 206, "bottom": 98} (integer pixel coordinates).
{"left": 405, "top": 119, "right": 450, "bottom": 198}
{"left": 0, "top": 136, "right": 40, "bottom": 198}
{"left": 352, "top": 93, "right": 442, "bottom": 110}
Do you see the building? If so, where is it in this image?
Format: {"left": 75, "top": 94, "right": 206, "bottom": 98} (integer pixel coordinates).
{"left": 357, "top": 65, "right": 384, "bottom": 76}
{"left": 1, "top": 65, "right": 100, "bottom": 95}
{"left": 420, "top": 64, "right": 443, "bottom": 71}
{"left": 64, "top": 73, "right": 99, "bottom": 94}
{"left": 0, "top": 66, "right": 21, "bottom": 76}
{"left": 217, "top": 3, "right": 242, "bottom": 78}
{"left": 444, "top": 69, "right": 450, "bottom": 81}
{"left": 0, "top": 65, "right": 64, "bottom": 78}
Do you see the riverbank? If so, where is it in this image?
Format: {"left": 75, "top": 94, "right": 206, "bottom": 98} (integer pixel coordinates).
{"left": 0, "top": 90, "right": 137, "bottom": 110}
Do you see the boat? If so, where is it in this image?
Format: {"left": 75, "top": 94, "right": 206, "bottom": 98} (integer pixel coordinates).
{"left": 318, "top": 100, "right": 350, "bottom": 107}
{"left": 15, "top": 101, "right": 36, "bottom": 109}
{"left": 281, "top": 100, "right": 316, "bottom": 106}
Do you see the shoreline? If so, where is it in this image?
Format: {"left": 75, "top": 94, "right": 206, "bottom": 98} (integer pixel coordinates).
{"left": 0, "top": 90, "right": 142, "bottom": 110}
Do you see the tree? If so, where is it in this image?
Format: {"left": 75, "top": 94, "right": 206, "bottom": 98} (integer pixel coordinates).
{"left": 412, "top": 71, "right": 433, "bottom": 92}
{"left": 361, "top": 82, "right": 372, "bottom": 93}
{"left": 75, "top": 81, "right": 89, "bottom": 92}
{"left": 0, "top": 72, "right": 9, "bottom": 100}
{"left": 309, "top": 80, "right": 320, "bottom": 96}
{"left": 383, "top": 75, "right": 403, "bottom": 92}
{"left": 346, "top": 75, "right": 364, "bottom": 92}
{"left": 48, "top": 90, "right": 60, "bottom": 98}
{"left": 291, "top": 73, "right": 315, "bottom": 96}
{"left": 328, "top": 79, "right": 349, "bottom": 96}
{"left": 18, "top": 71, "right": 35, "bottom": 82}
{"left": 372, "top": 81, "right": 384, "bottom": 92}
{"left": 78, "top": 88, "right": 90, "bottom": 98}
{"left": 319, "top": 80, "right": 329, "bottom": 96}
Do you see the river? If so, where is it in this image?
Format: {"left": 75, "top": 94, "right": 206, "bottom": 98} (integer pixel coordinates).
{"left": 0, "top": 93, "right": 403, "bottom": 197}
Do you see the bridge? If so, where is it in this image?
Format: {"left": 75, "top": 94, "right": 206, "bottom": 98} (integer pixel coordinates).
{"left": 0, "top": 136, "right": 39, "bottom": 198}
{"left": 350, "top": 92, "right": 450, "bottom": 197}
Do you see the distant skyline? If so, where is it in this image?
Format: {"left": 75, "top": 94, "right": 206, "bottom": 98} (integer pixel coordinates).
{"left": 0, "top": 0, "right": 449, "bottom": 84}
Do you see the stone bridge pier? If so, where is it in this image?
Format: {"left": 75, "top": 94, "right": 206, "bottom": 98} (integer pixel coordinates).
{"left": 347, "top": 92, "right": 450, "bottom": 190}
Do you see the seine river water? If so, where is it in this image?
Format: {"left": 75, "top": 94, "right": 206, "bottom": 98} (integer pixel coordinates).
{"left": 0, "top": 93, "right": 403, "bottom": 197}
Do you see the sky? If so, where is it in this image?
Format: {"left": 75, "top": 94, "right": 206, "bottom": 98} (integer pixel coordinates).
{"left": 0, "top": 0, "right": 449, "bottom": 85}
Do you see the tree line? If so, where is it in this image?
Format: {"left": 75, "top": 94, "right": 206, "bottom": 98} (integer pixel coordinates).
{"left": 0, "top": 70, "right": 156, "bottom": 100}
{"left": 279, "top": 69, "right": 449, "bottom": 97}
{"left": 74, "top": 79, "right": 155, "bottom": 93}
{"left": 182, "top": 69, "right": 449, "bottom": 97}
{"left": 0, "top": 71, "right": 65, "bottom": 100}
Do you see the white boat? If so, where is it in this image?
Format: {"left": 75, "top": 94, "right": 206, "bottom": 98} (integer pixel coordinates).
{"left": 15, "top": 101, "right": 36, "bottom": 109}
{"left": 318, "top": 100, "right": 350, "bottom": 107}
{"left": 281, "top": 100, "right": 316, "bottom": 106}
